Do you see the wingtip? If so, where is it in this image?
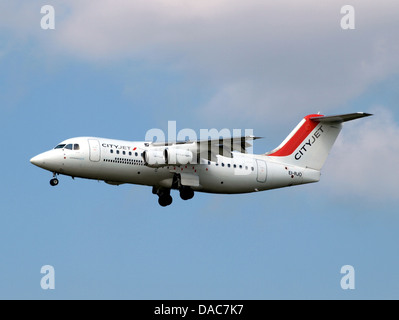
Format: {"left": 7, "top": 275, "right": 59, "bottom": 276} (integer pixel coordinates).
{"left": 244, "top": 135, "right": 263, "bottom": 140}
{"left": 356, "top": 112, "right": 374, "bottom": 118}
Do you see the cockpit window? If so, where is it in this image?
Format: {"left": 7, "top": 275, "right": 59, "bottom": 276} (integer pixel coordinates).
{"left": 74, "top": 144, "right": 80, "bottom": 150}
{"left": 65, "top": 144, "right": 73, "bottom": 150}
{"left": 54, "top": 144, "right": 66, "bottom": 149}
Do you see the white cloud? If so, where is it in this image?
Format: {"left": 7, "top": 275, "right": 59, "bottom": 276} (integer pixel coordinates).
{"left": 45, "top": 0, "right": 399, "bottom": 124}
{"left": 322, "top": 107, "right": 399, "bottom": 201}
{"left": 2, "top": 1, "right": 399, "bottom": 122}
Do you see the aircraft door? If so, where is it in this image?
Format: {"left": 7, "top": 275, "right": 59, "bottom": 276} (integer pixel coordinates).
{"left": 256, "top": 159, "right": 267, "bottom": 183}
{"left": 88, "top": 139, "right": 101, "bottom": 162}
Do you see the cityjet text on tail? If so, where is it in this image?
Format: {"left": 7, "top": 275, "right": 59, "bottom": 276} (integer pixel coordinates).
{"left": 30, "top": 112, "right": 372, "bottom": 207}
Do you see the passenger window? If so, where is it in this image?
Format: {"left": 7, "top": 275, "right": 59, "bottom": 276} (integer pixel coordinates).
{"left": 208, "top": 161, "right": 211, "bottom": 165}
{"left": 239, "top": 165, "right": 243, "bottom": 169}
{"left": 129, "top": 152, "right": 132, "bottom": 156}
{"left": 233, "top": 164, "right": 237, "bottom": 168}
{"left": 251, "top": 167, "right": 254, "bottom": 171}
{"left": 74, "top": 144, "right": 80, "bottom": 150}
{"left": 117, "top": 150, "right": 120, "bottom": 154}
{"left": 110, "top": 150, "right": 114, "bottom": 154}
{"left": 245, "top": 166, "right": 248, "bottom": 170}
{"left": 123, "top": 151, "right": 126, "bottom": 155}
{"left": 222, "top": 163, "right": 225, "bottom": 167}
{"left": 135, "top": 152, "right": 138, "bottom": 157}
{"left": 65, "top": 144, "right": 73, "bottom": 150}
{"left": 228, "top": 164, "right": 231, "bottom": 168}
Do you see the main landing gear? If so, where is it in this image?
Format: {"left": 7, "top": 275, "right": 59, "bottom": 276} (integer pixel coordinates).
{"left": 153, "top": 174, "right": 195, "bottom": 207}
{"left": 154, "top": 188, "right": 173, "bottom": 207}
{"left": 155, "top": 188, "right": 195, "bottom": 207}
{"left": 50, "top": 173, "right": 59, "bottom": 187}
{"left": 179, "top": 186, "right": 194, "bottom": 201}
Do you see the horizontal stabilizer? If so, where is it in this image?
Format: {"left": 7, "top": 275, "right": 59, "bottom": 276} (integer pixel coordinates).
{"left": 310, "top": 112, "right": 373, "bottom": 123}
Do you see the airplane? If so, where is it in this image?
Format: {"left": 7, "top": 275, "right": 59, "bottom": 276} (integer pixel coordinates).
{"left": 30, "top": 112, "right": 372, "bottom": 207}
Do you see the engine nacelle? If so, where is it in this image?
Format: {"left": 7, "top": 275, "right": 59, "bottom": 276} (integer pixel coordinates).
{"left": 164, "top": 148, "right": 194, "bottom": 165}
{"left": 142, "top": 150, "right": 167, "bottom": 168}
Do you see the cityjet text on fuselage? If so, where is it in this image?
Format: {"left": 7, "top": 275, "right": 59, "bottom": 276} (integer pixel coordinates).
{"left": 102, "top": 143, "right": 134, "bottom": 151}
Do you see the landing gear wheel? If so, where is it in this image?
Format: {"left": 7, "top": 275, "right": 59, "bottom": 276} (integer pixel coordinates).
{"left": 180, "top": 187, "right": 194, "bottom": 201}
{"left": 158, "top": 195, "right": 173, "bottom": 207}
{"left": 50, "top": 178, "right": 59, "bottom": 186}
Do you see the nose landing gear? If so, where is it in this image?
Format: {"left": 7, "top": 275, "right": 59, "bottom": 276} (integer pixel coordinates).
{"left": 50, "top": 173, "right": 59, "bottom": 186}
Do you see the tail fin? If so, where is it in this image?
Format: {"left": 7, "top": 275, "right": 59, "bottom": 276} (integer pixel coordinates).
{"left": 265, "top": 112, "right": 372, "bottom": 171}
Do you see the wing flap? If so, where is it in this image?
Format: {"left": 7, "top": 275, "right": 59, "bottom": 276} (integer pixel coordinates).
{"left": 180, "top": 173, "right": 200, "bottom": 187}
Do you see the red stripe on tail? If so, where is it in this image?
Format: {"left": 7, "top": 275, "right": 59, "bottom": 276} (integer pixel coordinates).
{"left": 268, "top": 114, "right": 323, "bottom": 157}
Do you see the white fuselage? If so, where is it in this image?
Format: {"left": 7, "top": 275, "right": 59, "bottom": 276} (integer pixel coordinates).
{"left": 30, "top": 112, "right": 371, "bottom": 206}
{"left": 31, "top": 137, "right": 320, "bottom": 194}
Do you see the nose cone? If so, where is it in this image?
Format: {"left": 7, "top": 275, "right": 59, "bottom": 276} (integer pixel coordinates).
{"left": 30, "top": 155, "right": 42, "bottom": 166}
{"left": 30, "top": 153, "right": 48, "bottom": 169}
{"left": 30, "top": 150, "right": 60, "bottom": 170}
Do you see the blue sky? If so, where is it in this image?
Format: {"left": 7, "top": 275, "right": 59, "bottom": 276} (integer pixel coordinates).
{"left": 1, "top": 0, "right": 399, "bottom": 299}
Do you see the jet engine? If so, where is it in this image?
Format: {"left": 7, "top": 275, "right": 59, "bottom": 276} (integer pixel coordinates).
{"left": 164, "top": 148, "right": 194, "bottom": 166}
{"left": 142, "top": 150, "right": 167, "bottom": 168}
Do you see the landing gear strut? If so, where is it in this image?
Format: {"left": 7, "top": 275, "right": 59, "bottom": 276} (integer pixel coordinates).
{"left": 174, "top": 174, "right": 195, "bottom": 201}
{"left": 50, "top": 173, "right": 59, "bottom": 187}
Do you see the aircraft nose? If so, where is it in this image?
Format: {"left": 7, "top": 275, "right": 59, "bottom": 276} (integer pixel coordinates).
{"left": 30, "top": 153, "right": 45, "bottom": 167}
{"left": 30, "top": 151, "right": 57, "bottom": 169}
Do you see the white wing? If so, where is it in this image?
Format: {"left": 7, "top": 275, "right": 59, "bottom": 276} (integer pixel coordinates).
{"left": 150, "top": 136, "right": 262, "bottom": 161}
